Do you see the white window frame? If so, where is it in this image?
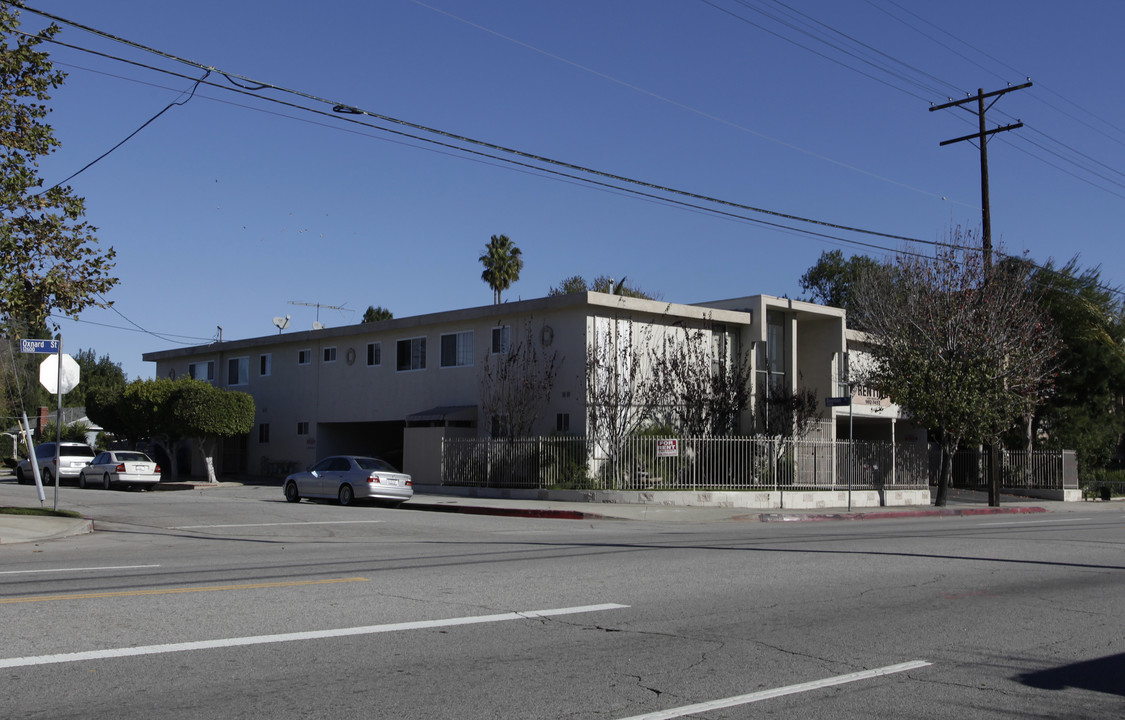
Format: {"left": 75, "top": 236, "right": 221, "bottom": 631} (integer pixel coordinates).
{"left": 296, "top": 421, "right": 309, "bottom": 436}
{"left": 396, "top": 337, "right": 426, "bottom": 372}
{"left": 323, "top": 346, "right": 337, "bottom": 364}
{"left": 440, "top": 331, "right": 474, "bottom": 368}
{"left": 227, "top": 356, "right": 249, "bottom": 386}
{"left": 189, "top": 360, "right": 215, "bottom": 382}
{"left": 367, "top": 342, "right": 381, "bottom": 367}
{"left": 259, "top": 354, "right": 272, "bottom": 377}
{"left": 491, "top": 326, "right": 511, "bottom": 354}
{"left": 298, "top": 349, "right": 312, "bottom": 366}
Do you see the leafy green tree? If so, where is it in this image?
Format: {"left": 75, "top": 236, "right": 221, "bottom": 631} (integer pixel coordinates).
{"left": 362, "top": 305, "right": 393, "bottom": 323}
{"left": 1021, "top": 258, "right": 1125, "bottom": 473}
{"left": 799, "top": 250, "right": 881, "bottom": 317}
{"left": 479, "top": 234, "right": 523, "bottom": 304}
{"left": 167, "top": 379, "right": 255, "bottom": 483}
{"left": 548, "top": 274, "right": 658, "bottom": 300}
{"left": 0, "top": 7, "right": 117, "bottom": 337}
{"left": 67, "top": 349, "right": 127, "bottom": 408}
{"left": 852, "top": 240, "right": 1059, "bottom": 506}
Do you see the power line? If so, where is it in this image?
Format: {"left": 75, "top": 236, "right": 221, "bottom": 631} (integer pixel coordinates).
{"left": 15, "top": 4, "right": 1124, "bottom": 299}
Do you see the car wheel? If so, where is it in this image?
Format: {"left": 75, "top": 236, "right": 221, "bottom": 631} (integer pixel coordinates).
{"left": 103, "top": 473, "right": 112, "bottom": 490}
{"left": 79, "top": 473, "right": 87, "bottom": 489}
{"left": 16, "top": 467, "right": 26, "bottom": 484}
{"left": 338, "top": 484, "right": 354, "bottom": 506}
{"left": 284, "top": 482, "right": 300, "bottom": 503}
{"left": 43, "top": 468, "right": 53, "bottom": 485}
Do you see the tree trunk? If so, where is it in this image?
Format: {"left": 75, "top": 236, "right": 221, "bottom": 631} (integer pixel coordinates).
{"left": 935, "top": 442, "right": 954, "bottom": 506}
{"left": 988, "top": 442, "right": 1001, "bottom": 507}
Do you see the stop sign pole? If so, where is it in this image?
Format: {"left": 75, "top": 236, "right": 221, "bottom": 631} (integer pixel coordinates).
{"left": 30, "top": 337, "right": 81, "bottom": 511}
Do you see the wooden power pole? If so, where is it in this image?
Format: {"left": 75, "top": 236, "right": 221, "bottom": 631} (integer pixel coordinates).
{"left": 930, "top": 81, "right": 1032, "bottom": 272}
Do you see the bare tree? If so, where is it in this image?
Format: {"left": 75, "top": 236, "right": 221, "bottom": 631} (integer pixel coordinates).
{"left": 852, "top": 236, "right": 1059, "bottom": 506}
{"left": 479, "top": 320, "right": 559, "bottom": 438}
{"left": 649, "top": 322, "right": 753, "bottom": 436}
{"left": 585, "top": 316, "right": 660, "bottom": 473}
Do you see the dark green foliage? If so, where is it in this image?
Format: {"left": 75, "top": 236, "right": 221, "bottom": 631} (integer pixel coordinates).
{"left": 479, "top": 234, "right": 523, "bottom": 304}
{"left": 799, "top": 250, "right": 881, "bottom": 317}
{"left": 362, "top": 305, "right": 393, "bottom": 323}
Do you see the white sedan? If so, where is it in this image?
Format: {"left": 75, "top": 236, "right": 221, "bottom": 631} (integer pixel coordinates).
{"left": 284, "top": 455, "right": 413, "bottom": 506}
{"left": 79, "top": 451, "right": 162, "bottom": 490}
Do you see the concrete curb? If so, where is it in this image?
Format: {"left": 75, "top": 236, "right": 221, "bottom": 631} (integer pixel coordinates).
{"left": 403, "top": 502, "right": 607, "bottom": 521}
{"left": 0, "top": 516, "right": 93, "bottom": 544}
{"left": 755, "top": 506, "right": 1049, "bottom": 522}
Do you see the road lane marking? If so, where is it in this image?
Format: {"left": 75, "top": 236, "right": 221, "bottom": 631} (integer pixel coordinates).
{"left": 975, "top": 518, "right": 1091, "bottom": 527}
{"left": 0, "top": 577, "right": 369, "bottom": 604}
{"left": 615, "top": 660, "right": 933, "bottom": 720}
{"left": 0, "top": 565, "right": 160, "bottom": 576}
{"left": 0, "top": 603, "right": 629, "bottom": 668}
{"left": 172, "top": 520, "right": 386, "bottom": 529}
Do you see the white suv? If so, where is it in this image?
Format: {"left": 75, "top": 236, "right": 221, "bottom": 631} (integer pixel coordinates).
{"left": 16, "top": 442, "right": 96, "bottom": 485}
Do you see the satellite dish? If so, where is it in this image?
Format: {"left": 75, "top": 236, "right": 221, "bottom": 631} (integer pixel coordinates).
{"left": 312, "top": 321, "right": 326, "bottom": 330}
{"left": 272, "top": 315, "right": 291, "bottom": 333}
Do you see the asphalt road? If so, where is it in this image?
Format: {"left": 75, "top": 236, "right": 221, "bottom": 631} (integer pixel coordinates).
{"left": 1, "top": 482, "right": 1123, "bottom": 719}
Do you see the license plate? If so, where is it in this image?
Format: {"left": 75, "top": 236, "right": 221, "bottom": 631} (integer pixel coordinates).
{"left": 384, "top": 479, "right": 399, "bottom": 486}
{"left": 135, "top": 465, "right": 149, "bottom": 472}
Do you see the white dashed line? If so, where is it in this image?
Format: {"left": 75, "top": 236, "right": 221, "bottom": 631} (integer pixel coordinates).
{"left": 615, "top": 661, "right": 933, "bottom": 720}
{"left": 0, "top": 603, "right": 629, "bottom": 669}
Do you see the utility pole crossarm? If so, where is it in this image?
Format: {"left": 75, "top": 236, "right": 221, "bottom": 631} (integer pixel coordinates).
{"left": 929, "top": 81, "right": 1033, "bottom": 112}
{"left": 939, "top": 122, "right": 1023, "bottom": 147}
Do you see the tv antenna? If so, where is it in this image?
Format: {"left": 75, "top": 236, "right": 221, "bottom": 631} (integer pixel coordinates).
{"left": 288, "top": 301, "right": 354, "bottom": 329}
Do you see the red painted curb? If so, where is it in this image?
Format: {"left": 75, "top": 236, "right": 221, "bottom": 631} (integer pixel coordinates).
{"left": 757, "top": 506, "right": 1049, "bottom": 522}
{"left": 403, "top": 503, "right": 605, "bottom": 520}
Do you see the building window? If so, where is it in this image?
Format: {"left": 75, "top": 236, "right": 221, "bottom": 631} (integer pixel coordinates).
{"left": 491, "top": 326, "right": 510, "bottom": 354}
{"left": 367, "top": 342, "right": 381, "bottom": 366}
{"left": 259, "top": 354, "right": 272, "bottom": 376}
{"left": 298, "top": 349, "right": 311, "bottom": 365}
{"left": 258, "top": 424, "right": 270, "bottom": 443}
{"left": 440, "top": 331, "right": 474, "bottom": 368}
{"left": 323, "top": 346, "right": 337, "bottom": 363}
{"left": 296, "top": 422, "right": 309, "bottom": 436}
{"left": 396, "top": 337, "right": 426, "bottom": 371}
{"left": 227, "top": 357, "right": 249, "bottom": 386}
{"left": 556, "top": 413, "right": 570, "bottom": 433}
{"left": 188, "top": 360, "right": 214, "bottom": 381}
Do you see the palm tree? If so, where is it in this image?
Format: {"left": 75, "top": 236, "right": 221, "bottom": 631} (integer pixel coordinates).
{"left": 479, "top": 234, "right": 523, "bottom": 304}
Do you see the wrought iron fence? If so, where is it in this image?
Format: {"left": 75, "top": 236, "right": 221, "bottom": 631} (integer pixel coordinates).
{"left": 951, "top": 448, "right": 1077, "bottom": 490}
{"left": 441, "top": 436, "right": 931, "bottom": 492}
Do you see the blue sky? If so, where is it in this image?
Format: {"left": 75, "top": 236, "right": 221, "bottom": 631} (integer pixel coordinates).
{"left": 14, "top": 1, "right": 1125, "bottom": 381}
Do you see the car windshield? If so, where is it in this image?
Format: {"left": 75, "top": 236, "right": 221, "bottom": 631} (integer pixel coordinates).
{"left": 116, "top": 452, "right": 150, "bottom": 462}
{"left": 355, "top": 457, "right": 399, "bottom": 472}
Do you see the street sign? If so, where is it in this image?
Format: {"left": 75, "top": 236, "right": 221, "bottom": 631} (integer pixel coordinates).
{"left": 21, "top": 339, "right": 59, "bottom": 354}
{"left": 40, "top": 353, "right": 81, "bottom": 394}
{"left": 825, "top": 396, "right": 852, "bottom": 407}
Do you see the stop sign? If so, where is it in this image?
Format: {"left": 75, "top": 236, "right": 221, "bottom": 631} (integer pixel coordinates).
{"left": 40, "top": 353, "right": 81, "bottom": 394}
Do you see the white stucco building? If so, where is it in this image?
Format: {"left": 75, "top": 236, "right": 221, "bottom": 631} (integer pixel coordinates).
{"left": 143, "top": 291, "right": 921, "bottom": 484}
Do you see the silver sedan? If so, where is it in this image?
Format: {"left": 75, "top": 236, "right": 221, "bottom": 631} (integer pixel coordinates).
{"left": 283, "top": 455, "right": 413, "bottom": 506}
{"left": 79, "top": 450, "right": 162, "bottom": 490}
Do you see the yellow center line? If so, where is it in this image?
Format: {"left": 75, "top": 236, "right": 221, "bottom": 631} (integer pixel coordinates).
{"left": 0, "top": 577, "right": 370, "bottom": 604}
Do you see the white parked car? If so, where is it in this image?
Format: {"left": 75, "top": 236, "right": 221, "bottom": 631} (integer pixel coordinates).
{"left": 16, "top": 442, "right": 96, "bottom": 485}
{"left": 284, "top": 455, "right": 413, "bottom": 506}
{"left": 79, "top": 450, "right": 162, "bottom": 490}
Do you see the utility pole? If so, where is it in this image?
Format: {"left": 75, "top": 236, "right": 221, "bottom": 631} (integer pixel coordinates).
{"left": 930, "top": 81, "right": 1032, "bottom": 273}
